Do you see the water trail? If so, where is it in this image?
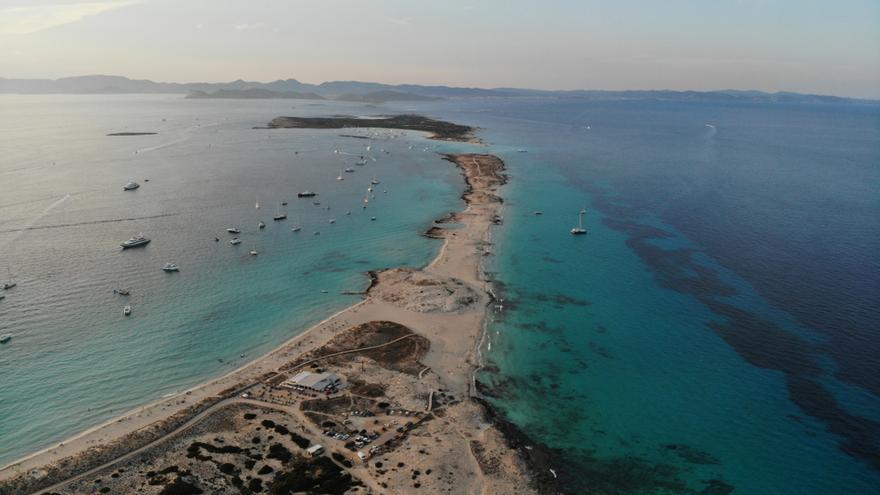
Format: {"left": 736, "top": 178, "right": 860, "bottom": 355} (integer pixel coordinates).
{"left": 0, "top": 212, "right": 181, "bottom": 235}
{"left": 0, "top": 194, "right": 70, "bottom": 249}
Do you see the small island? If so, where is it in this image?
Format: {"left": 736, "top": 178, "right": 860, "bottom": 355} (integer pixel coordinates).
{"left": 261, "top": 114, "right": 477, "bottom": 142}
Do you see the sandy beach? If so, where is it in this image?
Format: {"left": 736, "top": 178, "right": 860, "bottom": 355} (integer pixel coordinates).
{"left": 0, "top": 150, "right": 536, "bottom": 494}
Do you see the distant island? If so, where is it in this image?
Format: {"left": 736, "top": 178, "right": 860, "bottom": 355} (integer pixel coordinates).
{"left": 0, "top": 74, "right": 872, "bottom": 104}
{"left": 262, "top": 114, "right": 475, "bottom": 142}
{"left": 186, "top": 88, "right": 440, "bottom": 103}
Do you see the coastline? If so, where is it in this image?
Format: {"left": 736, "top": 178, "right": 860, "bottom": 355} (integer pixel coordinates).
{"left": 0, "top": 147, "right": 536, "bottom": 494}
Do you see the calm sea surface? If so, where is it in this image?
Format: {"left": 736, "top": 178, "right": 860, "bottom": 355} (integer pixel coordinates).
{"left": 2, "top": 95, "right": 879, "bottom": 494}
{"left": 0, "top": 94, "right": 469, "bottom": 466}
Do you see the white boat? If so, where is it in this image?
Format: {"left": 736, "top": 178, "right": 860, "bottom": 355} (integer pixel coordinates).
{"left": 371, "top": 177, "right": 380, "bottom": 185}
{"left": 0, "top": 334, "right": 11, "bottom": 344}
{"left": 162, "top": 263, "right": 179, "bottom": 272}
{"left": 292, "top": 226, "right": 302, "bottom": 232}
{"left": 123, "top": 181, "right": 140, "bottom": 191}
{"left": 571, "top": 210, "right": 587, "bottom": 235}
{"left": 337, "top": 170, "right": 344, "bottom": 181}
{"left": 298, "top": 191, "right": 317, "bottom": 197}
{"left": 229, "top": 237, "right": 242, "bottom": 245}
{"left": 226, "top": 227, "right": 241, "bottom": 234}
{"left": 123, "top": 305, "right": 132, "bottom": 316}
{"left": 255, "top": 199, "right": 261, "bottom": 209}
{"left": 120, "top": 233, "right": 151, "bottom": 249}
{"left": 249, "top": 246, "right": 259, "bottom": 256}
{"left": 368, "top": 186, "right": 373, "bottom": 192}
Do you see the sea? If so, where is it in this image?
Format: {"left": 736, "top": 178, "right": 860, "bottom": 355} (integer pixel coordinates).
{"left": 1, "top": 94, "right": 879, "bottom": 494}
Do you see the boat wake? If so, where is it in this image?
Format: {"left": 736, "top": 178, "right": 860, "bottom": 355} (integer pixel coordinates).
{"left": 0, "top": 212, "right": 181, "bottom": 235}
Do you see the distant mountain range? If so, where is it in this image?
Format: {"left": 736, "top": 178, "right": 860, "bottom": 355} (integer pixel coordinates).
{"left": 0, "top": 75, "right": 871, "bottom": 104}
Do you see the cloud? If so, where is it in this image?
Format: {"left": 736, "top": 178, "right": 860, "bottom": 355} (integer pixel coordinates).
{"left": 233, "top": 22, "right": 264, "bottom": 31}
{"left": 385, "top": 17, "right": 411, "bottom": 26}
{"left": 0, "top": 1, "right": 139, "bottom": 35}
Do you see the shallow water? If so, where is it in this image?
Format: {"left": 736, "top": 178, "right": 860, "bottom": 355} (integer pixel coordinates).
{"left": 0, "top": 94, "right": 469, "bottom": 465}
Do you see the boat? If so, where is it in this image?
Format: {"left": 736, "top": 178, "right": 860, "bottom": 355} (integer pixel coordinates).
{"left": 345, "top": 167, "right": 355, "bottom": 173}
{"left": 298, "top": 191, "right": 317, "bottom": 197}
{"left": 3, "top": 269, "right": 16, "bottom": 290}
{"left": 258, "top": 221, "right": 266, "bottom": 229}
{"left": 162, "top": 263, "right": 179, "bottom": 272}
{"left": 120, "top": 233, "right": 151, "bottom": 249}
{"left": 229, "top": 237, "right": 242, "bottom": 245}
{"left": 337, "top": 171, "right": 344, "bottom": 181}
{"left": 346, "top": 210, "right": 351, "bottom": 215}
{"left": 249, "top": 246, "right": 259, "bottom": 256}
{"left": 281, "top": 201, "right": 288, "bottom": 206}
{"left": 255, "top": 200, "right": 261, "bottom": 209}
{"left": 370, "top": 216, "right": 376, "bottom": 221}
{"left": 0, "top": 334, "right": 11, "bottom": 344}
{"left": 368, "top": 186, "right": 373, "bottom": 192}
{"left": 123, "top": 305, "right": 132, "bottom": 316}
{"left": 226, "top": 227, "right": 241, "bottom": 234}
{"left": 329, "top": 219, "right": 335, "bottom": 224}
{"left": 571, "top": 210, "right": 587, "bottom": 235}
{"left": 356, "top": 158, "right": 367, "bottom": 166}
{"left": 0, "top": 294, "right": 4, "bottom": 301}
{"left": 371, "top": 177, "right": 380, "bottom": 185}
{"left": 113, "top": 288, "right": 130, "bottom": 296}
{"left": 517, "top": 149, "right": 528, "bottom": 153}
{"left": 273, "top": 203, "right": 287, "bottom": 221}
{"left": 123, "top": 181, "right": 140, "bottom": 191}
{"left": 291, "top": 226, "right": 302, "bottom": 232}
{"left": 313, "top": 231, "right": 320, "bottom": 235}
{"left": 534, "top": 211, "right": 543, "bottom": 215}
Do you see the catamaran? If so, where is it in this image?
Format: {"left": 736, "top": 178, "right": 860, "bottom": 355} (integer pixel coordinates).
{"left": 571, "top": 210, "right": 587, "bottom": 235}
{"left": 273, "top": 203, "right": 287, "bottom": 221}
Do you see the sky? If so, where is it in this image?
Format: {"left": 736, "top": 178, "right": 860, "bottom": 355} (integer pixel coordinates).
{"left": 1, "top": 0, "right": 878, "bottom": 98}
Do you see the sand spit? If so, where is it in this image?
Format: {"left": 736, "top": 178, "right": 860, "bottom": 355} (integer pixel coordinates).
{"left": 0, "top": 152, "right": 538, "bottom": 494}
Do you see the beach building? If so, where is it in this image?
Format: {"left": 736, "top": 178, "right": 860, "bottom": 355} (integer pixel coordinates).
{"left": 284, "top": 371, "right": 343, "bottom": 392}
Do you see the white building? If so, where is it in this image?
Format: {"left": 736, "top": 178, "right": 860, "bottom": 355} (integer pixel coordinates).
{"left": 285, "top": 371, "right": 343, "bottom": 392}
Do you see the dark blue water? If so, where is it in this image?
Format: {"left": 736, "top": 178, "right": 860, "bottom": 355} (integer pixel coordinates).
{"left": 397, "top": 98, "right": 879, "bottom": 493}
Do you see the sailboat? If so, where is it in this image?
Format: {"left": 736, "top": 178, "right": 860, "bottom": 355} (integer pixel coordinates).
{"left": 3, "top": 269, "right": 16, "bottom": 290}
{"left": 249, "top": 245, "right": 259, "bottom": 256}
{"left": 337, "top": 170, "right": 344, "bottom": 181}
{"left": 273, "top": 203, "right": 287, "bottom": 221}
{"left": 571, "top": 210, "right": 587, "bottom": 235}
{"left": 255, "top": 199, "right": 261, "bottom": 209}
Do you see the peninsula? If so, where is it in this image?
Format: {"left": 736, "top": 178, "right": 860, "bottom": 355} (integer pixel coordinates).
{"left": 0, "top": 122, "right": 539, "bottom": 494}
{"left": 262, "top": 114, "right": 477, "bottom": 142}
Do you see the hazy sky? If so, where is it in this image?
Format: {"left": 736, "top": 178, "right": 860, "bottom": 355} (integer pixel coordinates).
{"left": 1, "top": 0, "right": 878, "bottom": 98}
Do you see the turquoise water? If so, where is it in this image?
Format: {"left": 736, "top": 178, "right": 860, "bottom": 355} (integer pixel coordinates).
{"left": 2, "top": 95, "right": 879, "bottom": 495}
{"left": 436, "top": 99, "right": 879, "bottom": 494}
{"left": 0, "top": 95, "right": 469, "bottom": 466}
